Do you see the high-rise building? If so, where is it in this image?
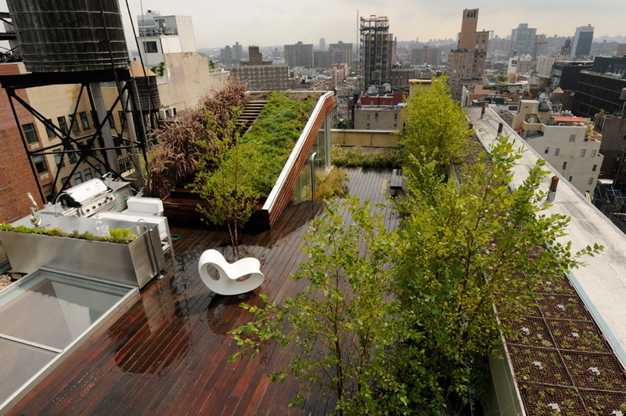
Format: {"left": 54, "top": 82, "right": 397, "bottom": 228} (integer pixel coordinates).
{"left": 313, "top": 50, "right": 331, "bottom": 68}
{"left": 618, "top": 44, "right": 626, "bottom": 57}
{"left": 510, "top": 23, "right": 537, "bottom": 57}
{"left": 457, "top": 8, "right": 478, "bottom": 49}
{"left": 319, "top": 38, "right": 327, "bottom": 51}
{"left": 233, "top": 47, "right": 289, "bottom": 90}
{"left": 359, "top": 15, "right": 395, "bottom": 88}
{"left": 247, "top": 46, "right": 264, "bottom": 65}
{"left": 328, "top": 42, "right": 353, "bottom": 67}
{"left": 571, "top": 25, "right": 594, "bottom": 58}
{"left": 411, "top": 46, "right": 441, "bottom": 66}
{"left": 138, "top": 10, "right": 196, "bottom": 68}
{"left": 448, "top": 9, "right": 489, "bottom": 100}
{"left": 284, "top": 41, "right": 314, "bottom": 68}
{"left": 535, "top": 34, "right": 548, "bottom": 57}
{"left": 220, "top": 45, "right": 233, "bottom": 66}
{"left": 233, "top": 42, "right": 244, "bottom": 63}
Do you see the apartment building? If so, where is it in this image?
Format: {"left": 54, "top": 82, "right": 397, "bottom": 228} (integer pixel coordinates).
{"left": 0, "top": 63, "right": 42, "bottom": 222}
{"left": 328, "top": 42, "right": 353, "bottom": 68}
{"left": 284, "top": 41, "right": 314, "bottom": 68}
{"left": 513, "top": 100, "right": 604, "bottom": 194}
{"left": 138, "top": 10, "right": 196, "bottom": 68}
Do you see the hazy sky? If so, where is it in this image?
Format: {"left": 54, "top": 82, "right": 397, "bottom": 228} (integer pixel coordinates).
{"left": 1, "top": 0, "right": 625, "bottom": 49}
{"left": 121, "top": 0, "right": 626, "bottom": 48}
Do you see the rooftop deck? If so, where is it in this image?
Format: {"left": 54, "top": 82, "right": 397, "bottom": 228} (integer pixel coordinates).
{"left": 8, "top": 169, "right": 395, "bottom": 416}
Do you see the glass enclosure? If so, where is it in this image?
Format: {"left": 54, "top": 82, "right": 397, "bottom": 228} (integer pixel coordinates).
{"left": 0, "top": 269, "right": 134, "bottom": 408}
{"left": 292, "top": 114, "right": 332, "bottom": 203}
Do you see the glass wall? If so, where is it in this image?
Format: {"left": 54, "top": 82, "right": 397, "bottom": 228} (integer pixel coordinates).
{"left": 292, "top": 115, "right": 332, "bottom": 203}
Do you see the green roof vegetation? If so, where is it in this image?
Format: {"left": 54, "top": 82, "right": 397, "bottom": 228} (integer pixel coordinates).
{"left": 236, "top": 91, "right": 317, "bottom": 195}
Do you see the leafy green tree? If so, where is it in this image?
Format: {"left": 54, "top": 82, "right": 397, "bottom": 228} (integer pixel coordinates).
{"left": 401, "top": 76, "right": 471, "bottom": 173}
{"left": 193, "top": 112, "right": 261, "bottom": 257}
{"left": 231, "top": 199, "right": 408, "bottom": 415}
{"left": 394, "top": 137, "right": 602, "bottom": 414}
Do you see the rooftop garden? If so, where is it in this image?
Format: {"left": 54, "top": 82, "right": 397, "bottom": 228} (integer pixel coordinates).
{"left": 228, "top": 77, "right": 613, "bottom": 415}
{"left": 148, "top": 85, "right": 317, "bottom": 251}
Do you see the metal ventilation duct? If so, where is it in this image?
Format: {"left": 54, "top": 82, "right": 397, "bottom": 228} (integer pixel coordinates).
{"left": 7, "top": 0, "right": 129, "bottom": 72}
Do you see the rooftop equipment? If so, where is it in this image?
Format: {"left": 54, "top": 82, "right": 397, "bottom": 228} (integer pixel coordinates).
{"left": 6, "top": 0, "right": 129, "bottom": 72}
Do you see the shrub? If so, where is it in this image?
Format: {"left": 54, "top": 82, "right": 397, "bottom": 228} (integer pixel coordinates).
{"left": 0, "top": 224, "right": 137, "bottom": 244}
{"left": 148, "top": 83, "right": 247, "bottom": 197}
{"left": 332, "top": 147, "right": 402, "bottom": 169}
{"left": 315, "top": 168, "right": 348, "bottom": 201}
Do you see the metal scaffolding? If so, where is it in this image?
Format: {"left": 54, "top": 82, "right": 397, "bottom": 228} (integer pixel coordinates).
{"left": 0, "top": 68, "right": 148, "bottom": 202}
{"left": 359, "top": 15, "right": 394, "bottom": 88}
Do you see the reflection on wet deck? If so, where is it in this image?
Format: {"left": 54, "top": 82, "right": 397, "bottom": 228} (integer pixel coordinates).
{"left": 9, "top": 169, "right": 395, "bottom": 416}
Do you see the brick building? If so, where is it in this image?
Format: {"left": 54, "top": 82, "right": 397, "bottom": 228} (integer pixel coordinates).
{"left": 0, "top": 63, "right": 43, "bottom": 222}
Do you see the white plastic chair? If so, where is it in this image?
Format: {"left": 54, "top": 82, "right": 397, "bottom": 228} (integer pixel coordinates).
{"left": 198, "top": 249, "right": 265, "bottom": 296}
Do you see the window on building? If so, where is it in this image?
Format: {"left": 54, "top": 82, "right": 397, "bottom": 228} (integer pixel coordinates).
{"left": 73, "top": 172, "right": 83, "bottom": 185}
{"left": 144, "top": 41, "right": 158, "bottom": 53}
{"left": 33, "top": 155, "right": 48, "bottom": 174}
{"left": 119, "top": 111, "right": 126, "bottom": 131}
{"left": 569, "top": 134, "right": 576, "bottom": 143}
{"left": 562, "top": 161, "right": 567, "bottom": 170}
{"left": 57, "top": 116, "right": 69, "bottom": 134}
{"left": 569, "top": 176, "right": 573, "bottom": 182}
{"left": 554, "top": 148, "right": 560, "bottom": 156}
{"left": 54, "top": 153, "right": 64, "bottom": 167}
{"left": 588, "top": 177, "right": 594, "bottom": 186}
{"left": 544, "top": 147, "right": 549, "bottom": 154}
{"left": 591, "top": 149, "right": 597, "bottom": 157}
{"left": 79, "top": 111, "right": 90, "bottom": 130}
{"left": 69, "top": 151, "right": 78, "bottom": 164}
{"left": 580, "top": 149, "right": 586, "bottom": 157}
{"left": 83, "top": 169, "right": 93, "bottom": 181}
{"left": 69, "top": 114, "right": 81, "bottom": 134}
{"left": 22, "top": 123, "right": 39, "bottom": 145}
{"left": 45, "top": 119, "right": 55, "bottom": 138}
{"left": 592, "top": 164, "right": 597, "bottom": 172}
{"left": 91, "top": 111, "right": 100, "bottom": 127}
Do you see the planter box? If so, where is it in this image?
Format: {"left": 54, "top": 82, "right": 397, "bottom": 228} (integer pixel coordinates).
{"left": 0, "top": 228, "right": 163, "bottom": 288}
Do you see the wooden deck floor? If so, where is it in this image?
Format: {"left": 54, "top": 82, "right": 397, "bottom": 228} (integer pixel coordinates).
{"left": 9, "top": 169, "right": 396, "bottom": 416}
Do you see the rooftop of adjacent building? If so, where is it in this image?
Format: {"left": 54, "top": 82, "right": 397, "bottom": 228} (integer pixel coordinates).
{"left": 471, "top": 107, "right": 626, "bottom": 367}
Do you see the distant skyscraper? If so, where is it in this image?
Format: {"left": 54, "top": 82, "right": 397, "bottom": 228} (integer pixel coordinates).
{"left": 571, "top": 25, "right": 594, "bottom": 58}
{"left": 511, "top": 23, "right": 537, "bottom": 57}
{"left": 222, "top": 46, "right": 233, "bottom": 66}
{"left": 448, "top": 9, "right": 489, "bottom": 100}
{"left": 319, "top": 38, "right": 327, "bottom": 51}
{"left": 359, "top": 15, "right": 394, "bottom": 88}
{"left": 247, "top": 46, "right": 264, "bottom": 65}
{"left": 329, "top": 41, "right": 353, "bottom": 67}
{"left": 284, "top": 41, "right": 314, "bottom": 68}
{"left": 233, "top": 42, "right": 244, "bottom": 63}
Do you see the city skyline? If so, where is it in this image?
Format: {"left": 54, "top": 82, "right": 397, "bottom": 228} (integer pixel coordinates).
{"left": 118, "top": 0, "right": 626, "bottom": 49}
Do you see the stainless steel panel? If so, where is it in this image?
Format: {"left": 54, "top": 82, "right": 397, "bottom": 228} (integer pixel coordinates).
{"left": 0, "top": 230, "right": 162, "bottom": 288}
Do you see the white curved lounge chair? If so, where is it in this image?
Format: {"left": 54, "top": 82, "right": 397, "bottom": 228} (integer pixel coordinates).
{"left": 198, "top": 249, "right": 265, "bottom": 296}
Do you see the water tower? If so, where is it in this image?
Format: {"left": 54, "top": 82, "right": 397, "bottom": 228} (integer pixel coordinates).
{"left": 0, "top": 0, "right": 149, "bottom": 202}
